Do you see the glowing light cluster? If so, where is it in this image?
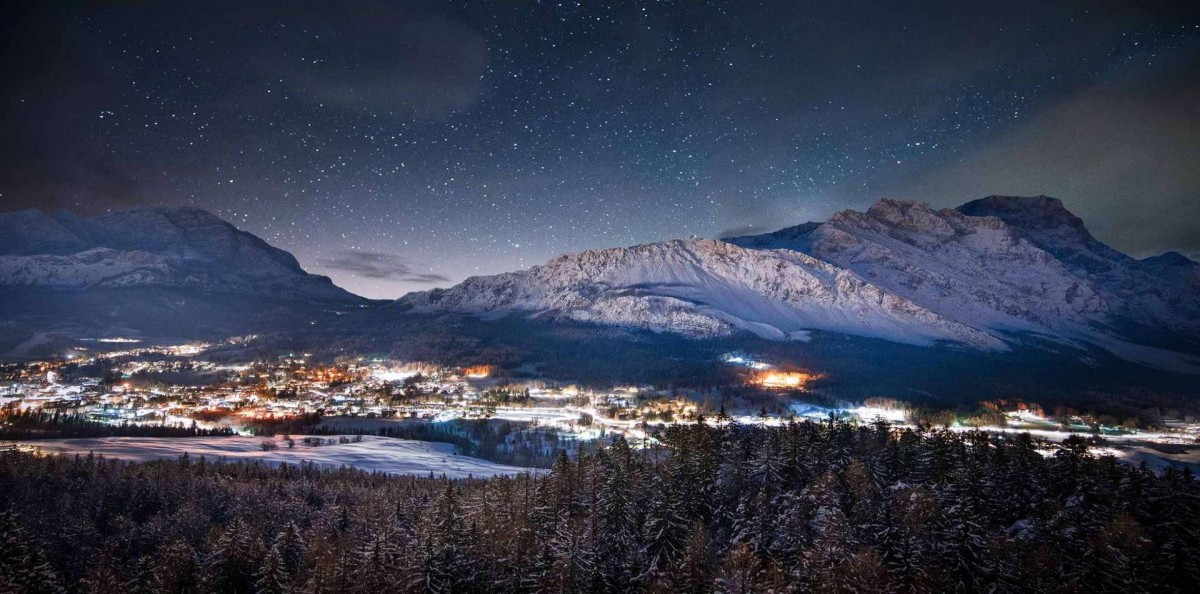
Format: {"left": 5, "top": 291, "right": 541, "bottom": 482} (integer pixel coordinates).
{"left": 755, "top": 371, "right": 812, "bottom": 389}
{"left": 463, "top": 365, "right": 494, "bottom": 378}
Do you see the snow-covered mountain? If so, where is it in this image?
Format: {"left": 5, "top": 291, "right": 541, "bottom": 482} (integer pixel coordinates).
{"left": 401, "top": 196, "right": 1200, "bottom": 372}
{"left": 0, "top": 207, "right": 358, "bottom": 303}
{"left": 0, "top": 206, "right": 366, "bottom": 358}
{"left": 956, "top": 196, "right": 1200, "bottom": 342}
{"left": 400, "top": 238, "right": 1002, "bottom": 348}
{"left": 4, "top": 199, "right": 1195, "bottom": 374}
{"left": 727, "top": 197, "right": 1200, "bottom": 372}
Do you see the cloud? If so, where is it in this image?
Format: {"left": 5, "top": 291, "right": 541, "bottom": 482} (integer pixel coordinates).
{"left": 897, "top": 77, "right": 1200, "bottom": 259}
{"left": 318, "top": 250, "right": 449, "bottom": 284}
{"left": 716, "top": 224, "right": 769, "bottom": 239}
{"left": 886, "top": 23, "right": 1200, "bottom": 260}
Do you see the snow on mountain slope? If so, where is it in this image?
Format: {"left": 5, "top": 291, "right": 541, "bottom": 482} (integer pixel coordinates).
{"left": 728, "top": 197, "right": 1200, "bottom": 372}
{"left": 400, "top": 238, "right": 1003, "bottom": 348}
{"left": 788, "top": 199, "right": 1108, "bottom": 334}
{"left": 401, "top": 196, "right": 1196, "bottom": 372}
{"left": 0, "top": 207, "right": 360, "bottom": 303}
{"left": 958, "top": 196, "right": 1200, "bottom": 342}
{"left": 0, "top": 209, "right": 92, "bottom": 255}
{"left": 0, "top": 248, "right": 174, "bottom": 288}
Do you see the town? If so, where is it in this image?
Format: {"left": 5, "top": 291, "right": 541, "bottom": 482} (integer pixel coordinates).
{"left": 2, "top": 339, "right": 1198, "bottom": 473}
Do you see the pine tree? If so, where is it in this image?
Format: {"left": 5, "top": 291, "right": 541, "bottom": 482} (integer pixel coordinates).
{"left": 0, "top": 512, "right": 62, "bottom": 594}
{"left": 673, "top": 521, "right": 714, "bottom": 594}
{"left": 542, "top": 509, "right": 587, "bottom": 594}
{"left": 1143, "top": 466, "right": 1200, "bottom": 589}
{"left": 771, "top": 490, "right": 811, "bottom": 573}
{"left": 274, "top": 522, "right": 307, "bottom": 576}
{"left": 327, "top": 547, "right": 357, "bottom": 594}
{"left": 421, "top": 481, "right": 468, "bottom": 594}
{"left": 205, "top": 518, "right": 261, "bottom": 594}
{"left": 80, "top": 556, "right": 124, "bottom": 594}
{"left": 355, "top": 530, "right": 402, "bottom": 594}
{"left": 593, "top": 439, "right": 641, "bottom": 591}
{"left": 123, "top": 556, "right": 155, "bottom": 594}
{"left": 714, "top": 542, "right": 760, "bottom": 594}
{"left": 255, "top": 545, "right": 288, "bottom": 594}
{"left": 152, "top": 539, "right": 199, "bottom": 594}
{"left": 821, "top": 547, "right": 892, "bottom": 593}
{"left": 642, "top": 473, "right": 689, "bottom": 575}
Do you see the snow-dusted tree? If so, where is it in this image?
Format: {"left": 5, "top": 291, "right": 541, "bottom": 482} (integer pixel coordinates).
{"left": 714, "top": 542, "right": 761, "bottom": 594}
{"left": 592, "top": 437, "right": 644, "bottom": 590}
{"left": 204, "top": 517, "right": 261, "bottom": 594}
{"left": 420, "top": 481, "right": 470, "bottom": 593}
{"left": 642, "top": 472, "right": 689, "bottom": 576}
{"left": 673, "top": 521, "right": 714, "bottom": 594}
{"left": 79, "top": 555, "right": 123, "bottom": 594}
{"left": 255, "top": 545, "right": 288, "bottom": 594}
{"left": 354, "top": 530, "right": 403, "bottom": 594}
{"left": 151, "top": 539, "right": 199, "bottom": 594}
{"left": 0, "top": 512, "right": 62, "bottom": 594}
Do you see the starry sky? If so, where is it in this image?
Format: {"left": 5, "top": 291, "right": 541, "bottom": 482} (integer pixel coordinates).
{"left": 2, "top": 0, "right": 1198, "bottom": 298}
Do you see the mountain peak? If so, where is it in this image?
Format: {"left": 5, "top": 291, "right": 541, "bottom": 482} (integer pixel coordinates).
{"left": 957, "top": 195, "right": 1084, "bottom": 232}
{"left": 865, "top": 197, "right": 922, "bottom": 215}
{"left": 955, "top": 194, "right": 1139, "bottom": 275}
{"left": 865, "top": 197, "right": 965, "bottom": 222}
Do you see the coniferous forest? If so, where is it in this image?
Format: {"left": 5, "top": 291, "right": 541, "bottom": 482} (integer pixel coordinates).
{"left": 1, "top": 421, "right": 1198, "bottom": 593}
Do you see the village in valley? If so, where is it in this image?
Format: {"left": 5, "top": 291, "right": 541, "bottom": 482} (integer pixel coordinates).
{"left": 1, "top": 338, "right": 1196, "bottom": 476}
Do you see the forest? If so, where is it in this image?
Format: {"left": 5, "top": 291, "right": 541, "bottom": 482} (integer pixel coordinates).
{"left": 0, "top": 420, "right": 1197, "bottom": 593}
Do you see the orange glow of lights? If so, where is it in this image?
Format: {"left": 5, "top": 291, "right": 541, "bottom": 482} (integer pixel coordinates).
{"left": 755, "top": 371, "right": 813, "bottom": 389}
{"left": 464, "top": 365, "right": 494, "bottom": 378}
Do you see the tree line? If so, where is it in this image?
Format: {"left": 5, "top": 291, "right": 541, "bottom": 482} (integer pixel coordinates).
{"left": 0, "top": 419, "right": 1197, "bottom": 593}
{"left": 0, "top": 409, "right": 234, "bottom": 440}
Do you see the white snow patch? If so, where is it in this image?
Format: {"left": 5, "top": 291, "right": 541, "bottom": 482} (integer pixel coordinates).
{"left": 18, "top": 435, "right": 533, "bottom": 478}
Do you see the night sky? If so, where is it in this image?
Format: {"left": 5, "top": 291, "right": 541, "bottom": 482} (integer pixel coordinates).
{"left": 2, "top": 1, "right": 1197, "bottom": 298}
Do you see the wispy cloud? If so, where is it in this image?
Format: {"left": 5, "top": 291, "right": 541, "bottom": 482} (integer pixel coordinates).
{"left": 319, "top": 250, "right": 449, "bottom": 284}
{"left": 716, "top": 224, "right": 767, "bottom": 239}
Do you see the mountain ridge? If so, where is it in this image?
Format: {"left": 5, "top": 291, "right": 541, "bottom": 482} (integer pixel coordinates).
{"left": 406, "top": 196, "right": 1200, "bottom": 372}
{"left": 400, "top": 237, "right": 1003, "bottom": 348}
{"left": 0, "top": 206, "right": 366, "bottom": 358}
{"left": 2, "top": 198, "right": 1196, "bottom": 375}
{"left": 0, "top": 206, "right": 358, "bottom": 303}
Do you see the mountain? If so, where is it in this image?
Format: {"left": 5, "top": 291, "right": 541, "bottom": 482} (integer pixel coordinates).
{"left": 400, "top": 238, "right": 1002, "bottom": 348}
{"left": 0, "top": 207, "right": 366, "bottom": 358}
{"left": 3, "top": 198, "right": 1196, "bottom": 383}
{"left": 402, "top": 196, "right": 1200, "bottom": 373}
{"left": 0, "top": 207, "right": 357, "bottom": 302}
{"left": 956, "top": 196, "right": 1200, "bottom": 346}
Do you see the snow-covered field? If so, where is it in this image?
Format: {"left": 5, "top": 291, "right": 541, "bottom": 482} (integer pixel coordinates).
{"left": 321, "top": 407, "right": 586, "bottom": 429}
{"left": 17, "top": 435, "right": 532, "bottom": 478}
